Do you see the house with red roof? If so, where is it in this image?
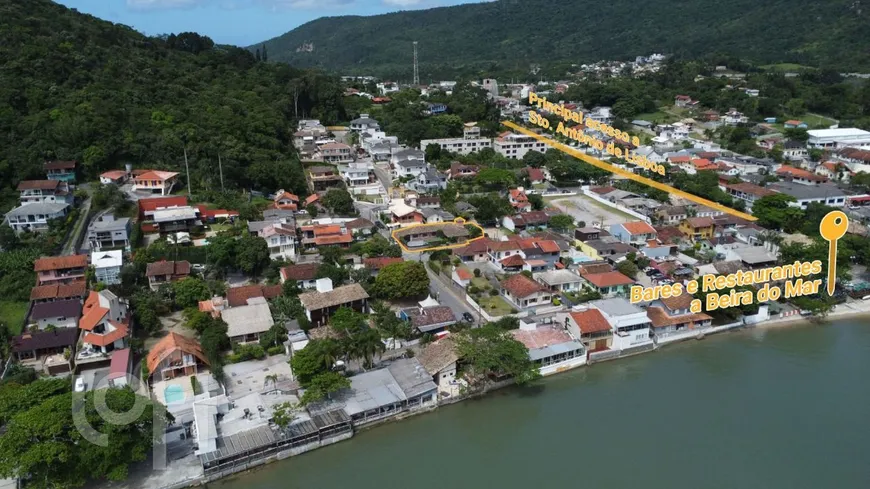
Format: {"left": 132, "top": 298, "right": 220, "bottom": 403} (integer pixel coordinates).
{"left": 815, "top": 161, "right": 853, "bottom": 182}
{"left": 500, "top": 274, "right": 552, "bottom": 310}
{"left": 451, "top": 267, "right": 474, "bottom": 287}
{"left": 647, "top": 294, "right": 713, "bottom": 343}
{"left": 776, "top": 165, "right": 828, "bottom": 185}
{"left": 280, "top": 263, "right": 321, "bottom": 289}
{"left": 580, "top": 271, "right": 635, "bottom": 298}
{"left": 44, "top": 160, "right": 77, "bottom": 183}
{"left": 560, "top": 308, "right": 613, "bottom": 351}
{"left": 272, "top": 190, "right": 300, "bottom": 211}
{"left": 34, "top": 255, "right": 88, "bottom": 286}
{"left": 523, "top": 167, "right": 546, "bottom": 185}
{"left": 77, "top": 290, "right": 130, "bottom": 365}
{"left": 609, "top": 221, "right": 656, "bottom": 246}
{"left": 508, "top": 188, "right": 532, "bottom": 212}
{"left": 132, "top": 170, "right": 179, "bottom": 195}
{"left": 100, "top": 170, "right": 129, "bottom": 185}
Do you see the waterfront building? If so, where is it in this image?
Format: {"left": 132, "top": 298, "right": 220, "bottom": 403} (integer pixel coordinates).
{"left": 591, "top": 298, "right": 654, "bottom": 353}
{"left": 560, "top": 307, "right": 613, "bottom": 352}
{"left": 510, "top": 319, "right": 586, "bottom": 376}
{"left": 417, "top": 337, "right": 460, "bottom": 398}
{"left": 646, "top": 295, "right": 713, "bottom": 344}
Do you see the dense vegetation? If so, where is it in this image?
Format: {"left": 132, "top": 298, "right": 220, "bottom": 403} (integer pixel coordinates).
{"left": 259, "top": 0, "right": 870, "bottom": 79}
{"left": 0, "top": 0, "right": 345, "bottom": 210}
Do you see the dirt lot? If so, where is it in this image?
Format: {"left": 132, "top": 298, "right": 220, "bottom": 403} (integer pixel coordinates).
{"left": 546, "top": 194, "right": 635, "bottom": 228}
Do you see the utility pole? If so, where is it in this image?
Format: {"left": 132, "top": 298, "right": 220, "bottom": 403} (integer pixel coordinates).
{"left": 293, "top": 86, "right": 299, "bottom": 119}
{"left": 218, "top": 152, "right": 225, "bottom": 192}
{"left": 183, "top": 146, "right": 192, "bottom": 197}
{"left": 412, "top": 41, "right": 419, "bottom": 86}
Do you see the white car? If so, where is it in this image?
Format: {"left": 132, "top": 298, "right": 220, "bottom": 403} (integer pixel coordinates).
{"left": 74, "top": 377, "right": 85, "bottom": 392}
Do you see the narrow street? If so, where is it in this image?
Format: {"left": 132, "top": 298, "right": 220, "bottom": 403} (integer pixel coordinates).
{"left": 61, "top": 196, "right": 91, "bottom": 255}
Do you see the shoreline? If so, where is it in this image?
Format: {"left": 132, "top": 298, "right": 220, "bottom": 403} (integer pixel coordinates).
{"left": 121, "top": 301, "right": 870, "bottom": 489}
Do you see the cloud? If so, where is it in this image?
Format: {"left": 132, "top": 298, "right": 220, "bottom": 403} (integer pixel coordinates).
{"left": 126, "top": 0, "right": 203, "bottom": 10}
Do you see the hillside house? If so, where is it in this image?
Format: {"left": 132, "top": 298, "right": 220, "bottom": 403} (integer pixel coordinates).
{"left": 146, "top": 260, "right": 191, "bottom": 290}
{"left": 132, "top": 170, "right": 179, "bottom": 195}
{"left": 44, "top": 160, "right": 76, "bottom": 182}
{"left": 34, "top": 255, "right": 88, "bottom": 286}
{"left": 18, "top": 180, "right": 73, "bottom": 205}
{"left": 5, "top": 202, "right": 69, "bottom": 234}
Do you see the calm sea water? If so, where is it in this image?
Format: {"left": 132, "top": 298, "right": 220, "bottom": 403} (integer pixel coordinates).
{"left": 212, "top": 320, "right": 870, "bottom": 489}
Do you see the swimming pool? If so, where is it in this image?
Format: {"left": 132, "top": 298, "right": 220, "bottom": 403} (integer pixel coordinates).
{"left": 164, "top": 384, "right": 185, "bottom": 404}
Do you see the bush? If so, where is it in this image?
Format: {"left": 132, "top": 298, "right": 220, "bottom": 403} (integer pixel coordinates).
{"left": 404, "top": 348, "right": 416, "bottom": 358}
{"left": 473, "top": 268, "right": 481, "bottom": 278}
{"left": 552, "top": 297, "right": 561, "bottom": 306}
{"left": 266, "top": 345, "right": 284, "bottom": 356}
{"left": 428, "top": 262, "right": 441, "bottom": 274}
{"left": 229, "top": 343, "right": 266, "bottom": 363}
{"left": 489, "top": 289, "right": 499, "bottom": 296}
{"left": 468, "top": 285, "right": 481, "bottom": 295}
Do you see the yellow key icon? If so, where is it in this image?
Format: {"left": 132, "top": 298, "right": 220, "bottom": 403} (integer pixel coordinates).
{"left": 819, "top": 211, "right": 848, "bottom": 296}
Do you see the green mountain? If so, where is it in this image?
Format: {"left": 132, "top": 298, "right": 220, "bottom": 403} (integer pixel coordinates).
{"left": 0, "top": 0, "right": 345, "bottom": 209}
{"left": 259, "top": 0, "right": 870, "bottom": 79}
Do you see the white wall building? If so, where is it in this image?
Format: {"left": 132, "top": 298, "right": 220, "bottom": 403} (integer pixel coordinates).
{"left": 91, "top": 250, "right": 123, "bottom": 286}
{"left": 807, "top": 128, "right": 870, "bottom": 150}
{"left": 591, "top": 298, "right": 653, "bottom": 351}
{"left": 493, "top": 133, "right": 548, "bottom": 159}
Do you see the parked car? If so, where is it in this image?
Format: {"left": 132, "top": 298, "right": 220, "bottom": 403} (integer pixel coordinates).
{"left": 74, "top": 377, "right": 85, "bottom": 392}
{"left": 462, "top": 312, "right": 475, "bottom": 323}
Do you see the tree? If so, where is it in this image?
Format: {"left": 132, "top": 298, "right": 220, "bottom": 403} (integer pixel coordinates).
{"left": 329, "top": 307, "right": 368, "bottom": 336}
{"left": 454, "top": 324, "right": 540, "bottom": 388}
{"left": 271, "top": 401, "right": 298, "bottom": 428}
{"left": 305, "top": 204, "right": 319, "bottom": 218}
{"left": 199, "top": 319, "right": 230, "bottom": 367}
{"left": 299, "top": 371, "right": 350, "bottom": 406}
{"left": 235, "top": 234, "right": 270, "bottom": 276}
{"left": 351, "top": 328, "right": 386, "bottom": 369}
{"left": 616, "top": 260, "right": 639, "bottom": 279}
{"left": 171, "top": 277, "right": 211, "bottom": 309}
{"left": 466, "top": 194, "right": 512, "bottom": 225}
{"left": 270, "top": 295, "right": 304, "bottom": 324}
{"left": 751, "top": 193, "right": 805, "bottom": 231}
{"left": 316, "top": 262, "right": 347, "bottom": 287}
{"left": 290, "top": 339, "right": 341, "bottom": 386}
{"left": 523, "top": 150, "right": 547, "bottom": 168}
{"left": 206, "top": 234, "right": 237, "bottom": 272}
{"left": 374, "top": 261, "right": 430, "bottom": 299}
{"left": 321, "top": 189, "right": 356, "bottom": 215}
{"left": 527, "top": 193, "right": 545, "bottom": 211}
{"left": 476, "top": 168, "right": 516, "bottom": 187}
{"left": 0, "top": 387, "right": 172, "bottom": 489}
{"left": 260, "top": 322, "right": 289, "bottom": 349}
{"left": 549, "top": 214, "right": 575, "bottom": 232}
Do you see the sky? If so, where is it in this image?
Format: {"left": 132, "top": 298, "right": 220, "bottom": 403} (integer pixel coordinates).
{"left": 56, "top": 0, "right": 485, "bottom": 47}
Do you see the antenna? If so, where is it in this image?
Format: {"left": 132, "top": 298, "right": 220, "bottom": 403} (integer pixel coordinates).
{"left": 413, "top": 41, "right": 419, "bottom": 86}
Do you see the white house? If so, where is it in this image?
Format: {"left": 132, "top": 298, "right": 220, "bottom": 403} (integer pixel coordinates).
{"left": 590, "top": 298, "right": 653, "bottom": 351}
{"left": 132, "top": 170, "right": 179, "bottom": 195}
{"left": 91, "top": 250, "right": 123, "bottom": 286}
{"left": 5, "top": 202, "right": 70, "bottom": 234}
{"left": 534, "top": 269, "right": 584, "bottom": 293}
{"left": 501, "top": 274, "right": 552, "bottom": 310}
{"left": 77, "top": 290, "right": 130, "bottom": 363}
{"left": 493, "top": 133, "right": 548, "bottom": 159}
{"left": 807, "top": 128, "right": 870, "bottom": 150}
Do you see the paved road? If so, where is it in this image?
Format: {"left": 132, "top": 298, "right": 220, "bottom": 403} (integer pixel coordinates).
{"left": 372, "top": 163, "right": 394, "bottom": 194}
{"left": 62, "top": 196, "right": 91, "bottom": 255}
{"left": 420, "top": 258, "right": 476, "bottom": 320}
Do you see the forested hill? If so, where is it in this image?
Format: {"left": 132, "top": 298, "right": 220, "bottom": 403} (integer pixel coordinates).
{"left": 0, "top": 0, "right": 345, "bottom": 207}
{"left": 259, "top": 0, "right": 870, "bottom": 79}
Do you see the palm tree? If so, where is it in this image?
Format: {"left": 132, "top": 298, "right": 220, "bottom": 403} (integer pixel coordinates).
{"left": 355, "top": 329, "right": 386, "bottom": 370}
{"left": 264, "top": 373, "right": 279, "bottom": 390}
{"left": 314, "top": 338, "right": 341, "bottom": 371}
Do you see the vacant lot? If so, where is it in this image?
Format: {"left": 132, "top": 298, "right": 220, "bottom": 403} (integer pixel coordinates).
{"left": 547, "top": 194, "right": 635, "bottom": 228}
{"left": 0, "top": 301, "right": 29, "bottom": 334}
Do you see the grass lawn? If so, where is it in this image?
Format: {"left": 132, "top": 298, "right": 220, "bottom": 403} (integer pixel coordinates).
{"left": 634, "top": 110, "right": 676, "bottom": 124}
{"left": 0, "top": 301, "right": 29, "bottom": 334}
{"left": 771, "top": 113, "right": 837, "bottom": 132}
{"left": 475, "top": 295, "right": 515, "bottom": 316}
{"left": 471, "top": 276, "right": 490, "bottom": 290}
{"left": 208, "top": 222, "right": 233, "bottom": 233}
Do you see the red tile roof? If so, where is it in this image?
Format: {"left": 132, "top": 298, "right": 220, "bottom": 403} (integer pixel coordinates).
{"left": 364, "top": 257, "right": 403, "bottom": 270}
{"left": 79, "top": 292, "right": 108, "bottom": 331}
{"left": 525, "top": 167, "right": 545, "bottom": 181}
{"left": 684, "top": 217, "right": 715, "bottom": 229}
{"left": 138, "top": 196, "right": 189, "bottom": 215}
{"left": 499, "top": 254, "right": 526, "bottom": 267}
{"left": 621, "top": 221, "right": 656, "bottom": 235}
{"left": 146, "top": 332, "right": 208, "bottom": 374}
{"left": 30, "top": 282, "right": 87, "bottom": 301}
{"left": 581, "top": 271, "right": 635, "bottom": 288}
{"left": 17, "top": 180, "right": 61, "bottom": 191}
{"left": 44, "top": 160, "right": 76, "bottom": 170}
{"left": 100, "top": 170, "right": 127, "bottom": 180}
{"left": 315, "top": 234, "right": 353, "bottom": 246}
{"left": 145, "top": 260, "right": 191, "bottom": 277}
{"left": 280, "top": 263, "right": 320, "bottom": 282}
{"left": 536, "top": 240, "right": 560, "bottom": 253}
{"left": 501, "top": 274, "right": 546, "bottom": 298}
{"left": 660, "top": 294, "right": 694, "bottom": 311}
{"left": 647, "top": 306, "right": 712, "bottom": 328}
{"left": 225, "top": 284, "right": 282, "bottom": 308}
{"left": 34, "top": 254, "right": 88, "bottom": 272}
{"left": 569, "top": 309, "right": 612, "bottom": 334}
{"left": 456, "top": 268, "right": 473, "bottom": 280}
{"left": 776, "top": 166, "right": 828, "bottom": 182}
{"left": 83, "top": 322, "right": 128, "bottom": 347}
